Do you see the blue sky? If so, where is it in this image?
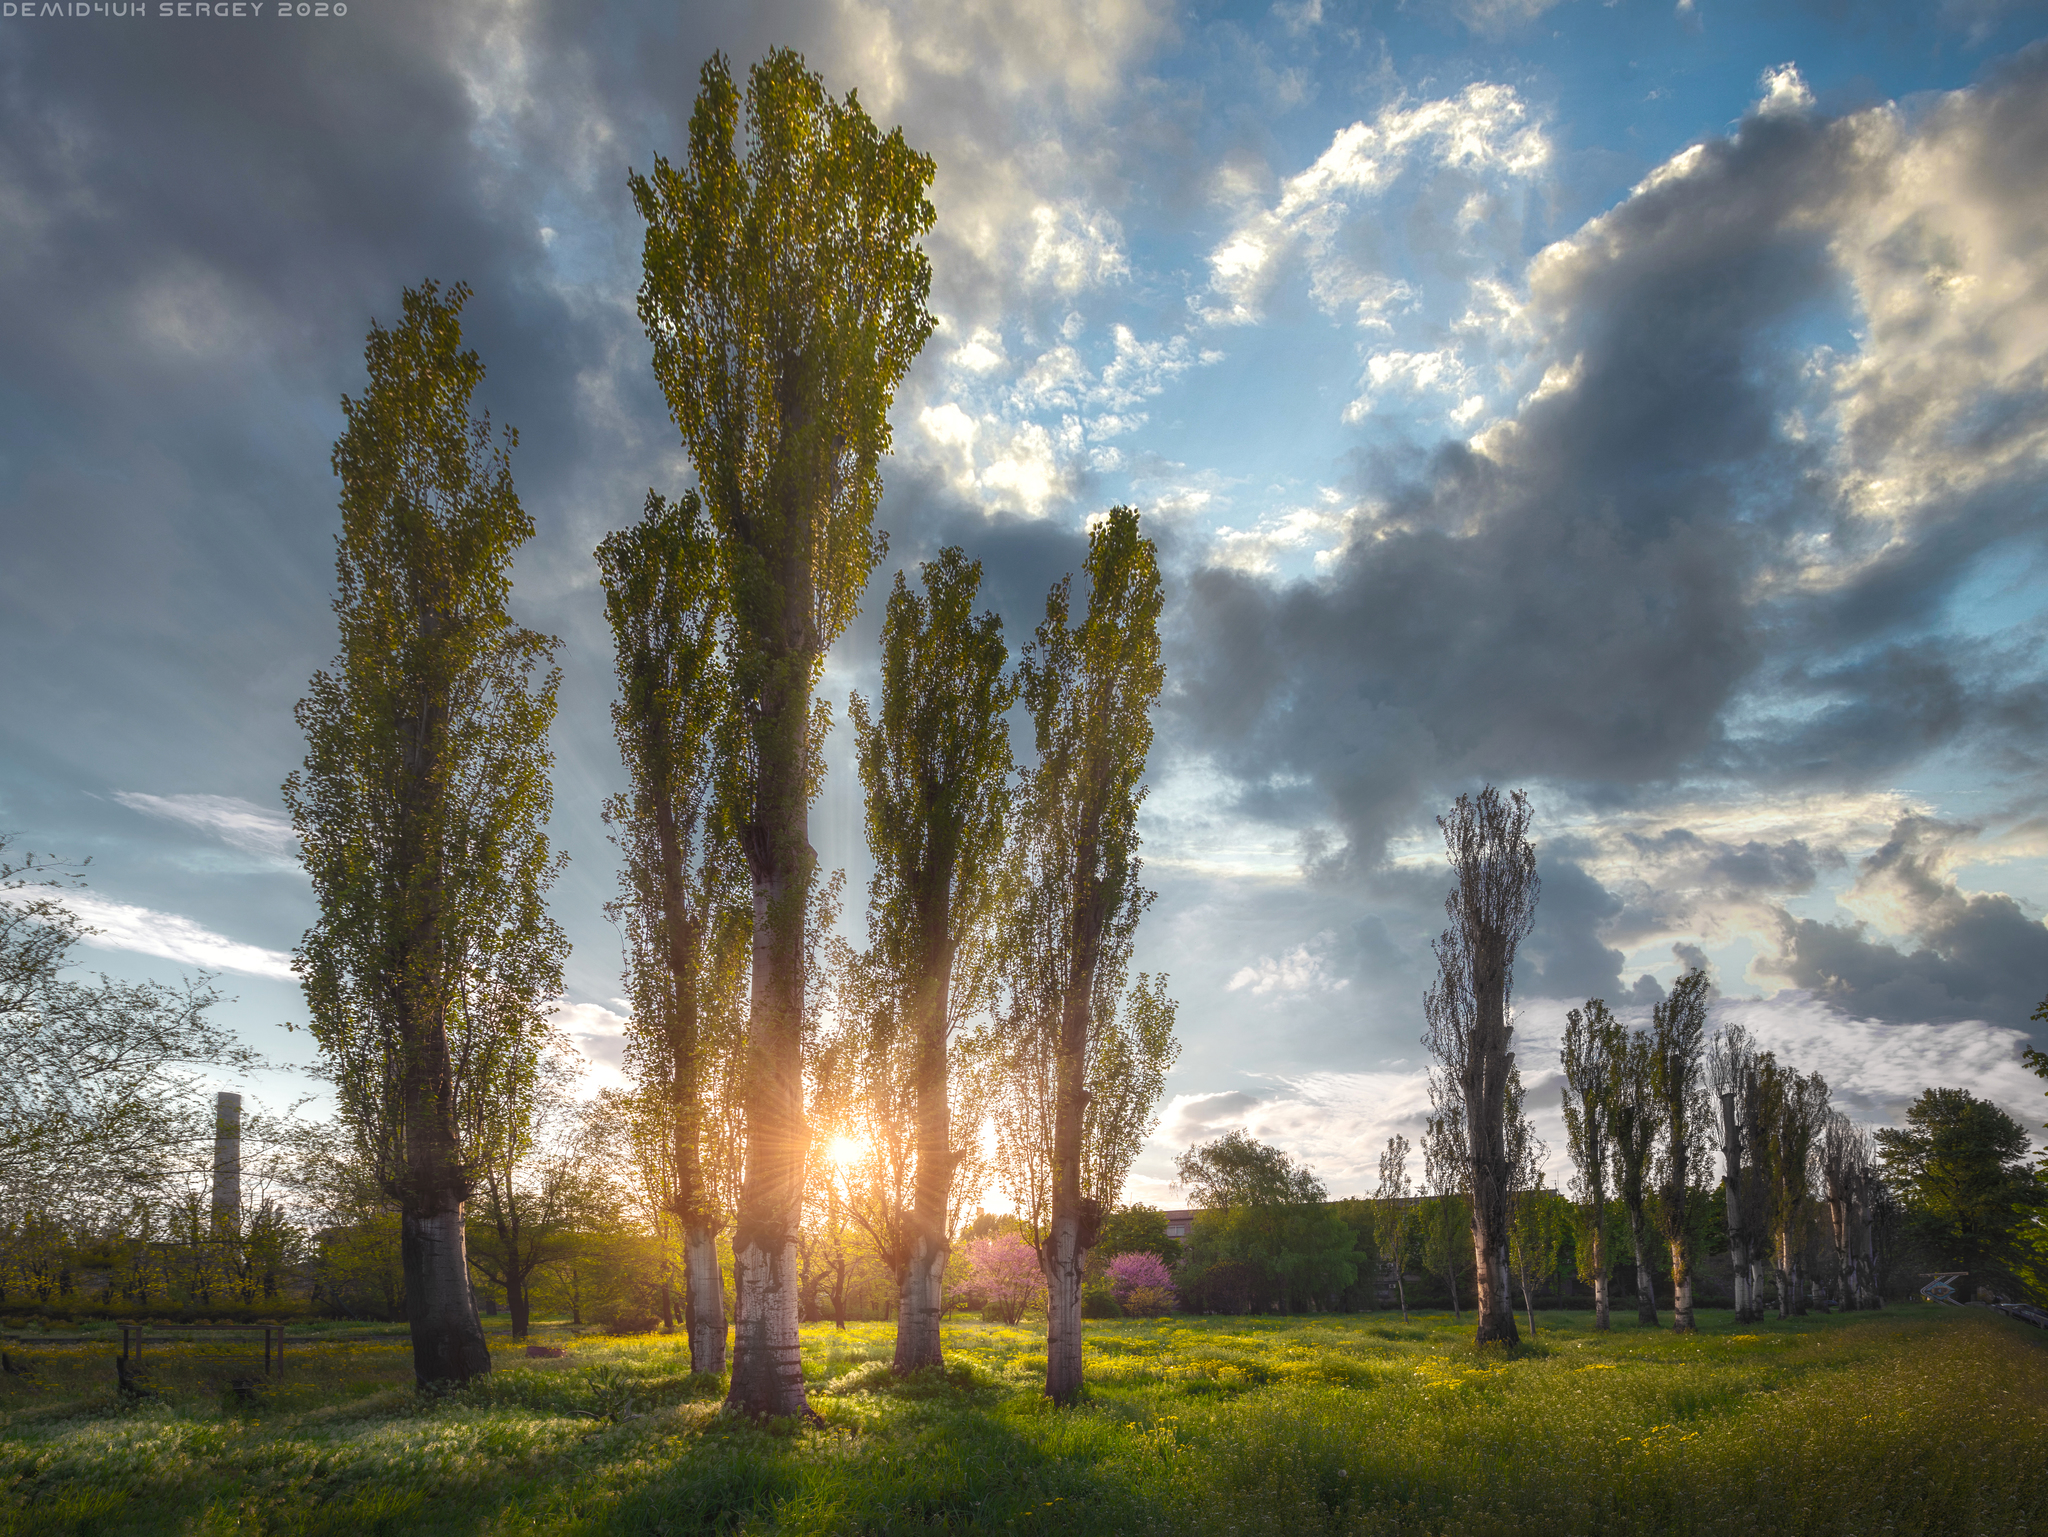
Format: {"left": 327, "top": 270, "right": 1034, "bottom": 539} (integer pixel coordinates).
{"left": 4, "top": 0, "right": 2048, "bottom": 1204}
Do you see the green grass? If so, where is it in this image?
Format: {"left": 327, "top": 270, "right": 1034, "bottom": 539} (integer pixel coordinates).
{"left": 3, "top": 1308, "right": 2044, "bottom": 1535}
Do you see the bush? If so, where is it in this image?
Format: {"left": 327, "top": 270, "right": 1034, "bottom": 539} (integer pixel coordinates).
{"left": 1081, "top": 1282, "right": 1123, "bottom": 1318}
{"left": 1122, "top": 1284, "right": 1175, "bottom": 1316}
{"left": 1107, "top": 1252, "right": 1177, "bottom": 1311}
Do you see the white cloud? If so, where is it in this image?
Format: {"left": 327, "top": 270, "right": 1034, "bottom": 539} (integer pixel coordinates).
{"left": 2, "top": 889, "right": 298, "bottom": 980}
{"left": 1227, "top": 938, "right": 1352, "bottom": 997}
{"left": 1201, "top": 83, "right": 1549, "bottom": 328}
{"left": 1756, "top": 63, "right": 1815, "bottom": 119}
{"left": 549, "top": 997, "right": 633, "bottom": 1096}
{"left": 1023, "top": 201, "right": 1129, "bottom": 293}
{"left": 113, "top": 791, "right": 297, "bottom": 861}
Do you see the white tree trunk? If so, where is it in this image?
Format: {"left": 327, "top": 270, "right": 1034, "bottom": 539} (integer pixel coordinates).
{"left": 728, "top": 1235, "right": 807, "bottom": 1415}
{"left": 684, "top": 1223, "right": 726, "bottom": 1376}
{"left": 1042, "top": 1214, "right": 1086, "bottom": 1402}
{"left": 894, "top": 1236, "right": 946, "bottom": 1374}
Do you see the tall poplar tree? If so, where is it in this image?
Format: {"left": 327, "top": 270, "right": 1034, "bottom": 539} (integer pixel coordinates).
{"left": 1422, "top": 785, "right": 1540, "bottom": 1348}
{"left": 631, "top": 49, "right": 935, "bottom": 1417}
{"left": 1561, "top": 997, "right": 1622, "bottom": 1330}
{"left": 1649, "top": 968, "right": 1712, "bottom": 1332}
{"left": 1608, "top": 1030, "right": 1663, "bottom": 1325}
{"left": 599, "top": 489, "right": 750, "bottom": 1375}
{"left": 1002, "top": 506, "right": 1173, "bottom": 1405}
{"left": 848, "top": 547, "right": 1014, "bottom": 1374}
{"left": 1708, "top": 1021, "right": 1766, "bottom": 1322}
{"left": 287, "top": 280, "right": 566, "bottom": 1389}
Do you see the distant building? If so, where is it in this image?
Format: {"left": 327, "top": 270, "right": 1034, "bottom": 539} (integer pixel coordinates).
{"left": 1163, "top": 1209, "right": 1201, "bottom": 1242}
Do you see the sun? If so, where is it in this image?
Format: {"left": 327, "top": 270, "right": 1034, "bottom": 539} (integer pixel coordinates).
{"left": 826, "top": 1134, "right": 866, "bottom": 1169}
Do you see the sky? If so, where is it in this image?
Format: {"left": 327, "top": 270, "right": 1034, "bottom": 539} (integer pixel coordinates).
{"left": 4, "top": 0, "right": 2048, "bottom": 1209}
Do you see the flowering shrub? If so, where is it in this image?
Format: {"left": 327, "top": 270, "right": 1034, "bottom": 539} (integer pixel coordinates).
{"left": 960, "top": 1233, "right": 1045, "bottom": 1324}
{"left": 1106, "top": 1252, "right": 1176, "bottom": 1313}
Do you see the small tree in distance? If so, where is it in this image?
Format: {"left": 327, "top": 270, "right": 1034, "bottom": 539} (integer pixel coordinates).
{"left": 1373, "top": 1134, "right": 1414, "bottom": 1321}
{"left": 962, "top": 1232, "right": 1044, "bottom": 1324}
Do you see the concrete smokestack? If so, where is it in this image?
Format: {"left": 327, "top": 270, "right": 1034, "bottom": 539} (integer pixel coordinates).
{"left": 211, "top": 1091, "right": 242, "bottom": 1230}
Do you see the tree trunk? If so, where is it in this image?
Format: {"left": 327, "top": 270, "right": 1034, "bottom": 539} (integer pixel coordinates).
{"left": 507, "top": 1269, "right": 530, "bottom": 1341}
{"left": 725, "top": 659, "right": 814, "bottom": 1420}
{"left": 1043, "top": 981, "right": 1094, "bottom": 1403}
{"left": 1720, "top": 1091, "right": 1756, "bottom": 1323}
{"left": 684, "top": 1222, "right": 726, "bottom": 1375}
{"left": 1627, "top": 1204, "right": 1658, "bottom": 1325}
{"left": 894, "top": 893, "right": 956, "bottom": 1376}
{"left": 1395, "top": 1268, "right": 1408, "bottom": 1323}
{"left": 1669, "top": 1237, "right": 1694, "bottom": 1332}
{"left": 1520, "top": 1263, "right": 1538, "bottom": 1338}
{"left": 401, "top": 1206, "right": 490, "bottom": 1388}
{"left": 1460, "top": 949, "right": 1519, "bottom": 1348}
{"left": 1044, "top": 839, "right": 1104, "bottom": 1405}
{"left": 1593, "top": 1270, "right": 1610, "bottom": 1331}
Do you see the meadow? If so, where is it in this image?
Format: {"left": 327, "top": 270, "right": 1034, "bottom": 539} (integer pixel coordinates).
{"left": 1, "top": 1307, "right": 2043, "bottom": 1536}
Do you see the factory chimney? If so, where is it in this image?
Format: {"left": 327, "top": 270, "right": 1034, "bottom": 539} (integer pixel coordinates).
{"left": 211, "top": 1091, "right": 242, "bottom": 1231}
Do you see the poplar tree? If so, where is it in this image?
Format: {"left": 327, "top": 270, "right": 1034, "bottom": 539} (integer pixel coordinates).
{"left": 848, "top": 547, "right": 1014, "bottom": 1373}
{"left": 1649, "top": 968, "right": 1712, "bottom": 1332}
{"left": 287, "top": 280, "right": 566, "bottom": 1389}
{"left": 999, "top": 506, "right": 1173, "bottom": 1405}
{"left": 1708, "top": 1021, "right": 1766, "bottom": 1322}
{"left": 1608, "top": 1030, "right": 1663, "bottom": 1325}
{"left": 631, "top": 48, "right": 935, "bottom": 1417}
{"left": 1373, "top": 1134, "right": 1413, "bottom": 1321}
{"left": 599, "top": 489, "right": 750, "bottom": 1375}
{"left": 1561, "top": 997, "right": 1622, "bottom": 1329}
{"left": 1422, "top": 785, "right": 1540, "bottom": 1347}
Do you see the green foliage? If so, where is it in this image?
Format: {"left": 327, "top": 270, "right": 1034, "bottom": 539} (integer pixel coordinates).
{"left": 4, "top": 1312, "right": 2043, "bottom": 1534}
{"left": 1175, "top": 1138, "right": 1362, "bottom": 1313}
{"left": 597, "top": 488, "right": 751, "bottom": 1239}
{"left": 285, "top": 278, "right": 567, "bottom": 1202}
{"left": 1094, "top": 1204, "right": 1183, "bottom": 1272}
{"left": 0, "top": 841, "right": 254, "bottom": 1220}
{"left": 631, "top": 49, "right": 934, "bottom": 683}
{"left": 1877, "top": 1086, "right": 2040, "bottom": 1281}
{"left": 986, "top": 507, "right": 1176, "bottom": 1234}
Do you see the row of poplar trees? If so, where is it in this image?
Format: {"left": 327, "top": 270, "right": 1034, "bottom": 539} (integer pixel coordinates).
{"left": 1416, "top": 788, "right": 1884, "bottom": 1346}
{"left": 285, "top": 50, "right": 1174, "bottom": 1410}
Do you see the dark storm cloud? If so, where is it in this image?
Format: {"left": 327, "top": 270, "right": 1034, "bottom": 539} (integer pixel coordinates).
{"left": 1170, "top": 56, "right": 2048, "bottom": 874}
{"left": 1758, "top": 816, "right": 2048, "bottom": 1026}
{"left": 1519, "top": 852, "right": 1626, "bottom": 1002}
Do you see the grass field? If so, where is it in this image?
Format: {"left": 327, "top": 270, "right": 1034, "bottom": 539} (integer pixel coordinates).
{"left": 2, "top": 1307, "right": 2044, "bottom": 1535}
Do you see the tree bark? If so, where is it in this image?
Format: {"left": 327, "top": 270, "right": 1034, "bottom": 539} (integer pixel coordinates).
{"left": 1460, "top": 945, "right": 1520, "bottom": 1347}
{"left": 1720, "top": 1091, "right": 1756, "bottom": 1323}
{"left": 506, "top": 1269, "right": 530, "bottom": 1341}
{"left": 684, "top": 1223, "right": 726, "bottom": 1374}
{"left": 1627, "top": 1205, "right": 1659, "bottom": 1325}
{"left": 725, "top": 642, "right": 815, "bottom": 1419}
{"left": 1593, "top": 1269, "right": 1610, "bottom": 1331}
{"left": 1669, "top": 1237, "right": 1695, "bottom": 1332}
{"left": 894, "top": 887, "right": 956, "bottom": 1375}
{"left": 402, "top": 1205, "right": 490, "bottom": 1387}
{"left": 1044, "top": 946, "right": 1098, "bottom": 1404}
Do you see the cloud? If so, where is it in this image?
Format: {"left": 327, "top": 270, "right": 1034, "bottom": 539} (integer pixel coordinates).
{"left": 1226, "top": 937, "right": 1352, "bottom": 997}
{"left": 1, "top": 890, "right": 297, "bottom": 981}
{"left": 1173, "top": 50, "right": 2048, "bottom": 879}
{"left": 549, "top": 997, "right": 633, "bottom": 1095}
{"left": 112, "top": 792, "right": 297, "bottom": 862}
{"left": 1199, "top": 83, "right": 1549, "bottom": 330}
{"left": 1754, "top": 815, "right": 2048, "bottom": 1026}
